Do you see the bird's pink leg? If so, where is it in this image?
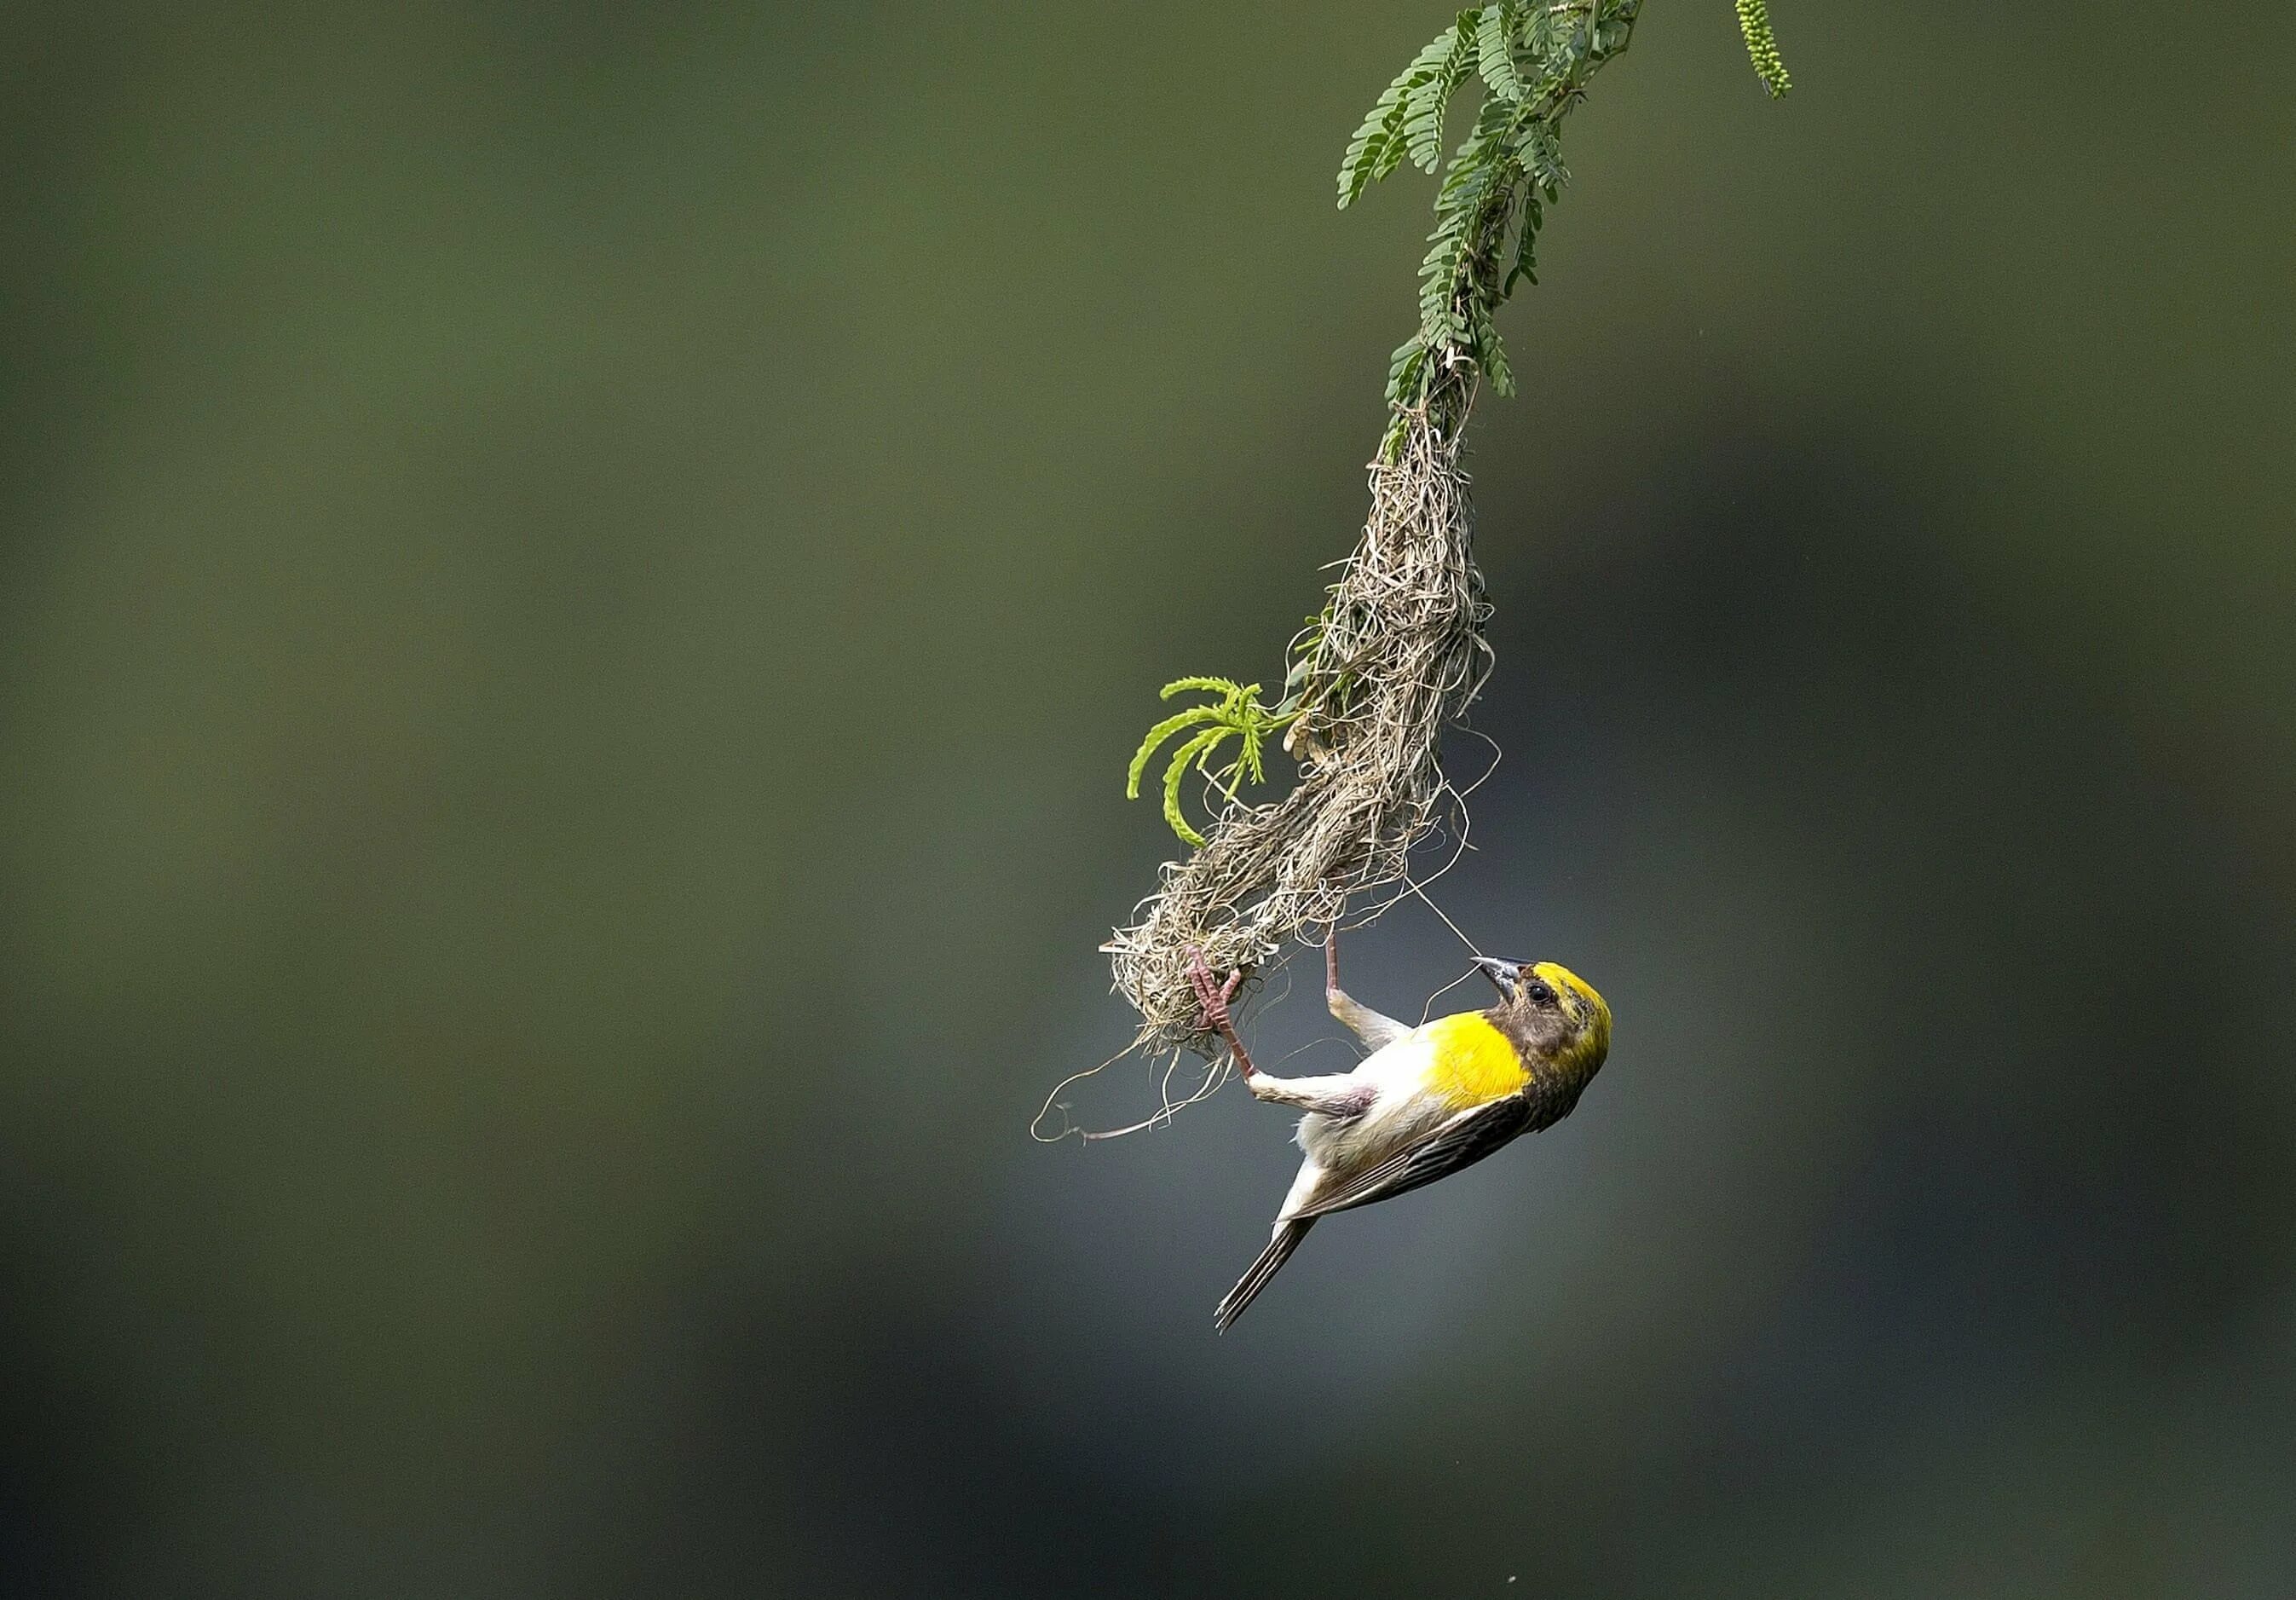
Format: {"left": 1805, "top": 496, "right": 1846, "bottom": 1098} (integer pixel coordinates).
{"left": 1185, "top": 947, "right": 1256, "bottom": 1077}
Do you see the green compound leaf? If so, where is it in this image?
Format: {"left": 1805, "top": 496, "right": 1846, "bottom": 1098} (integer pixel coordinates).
{"left": 1400, "top": 13, "right": 1480, "bottom": 176}
{"left": 1161, "top": 727, "right": 1232, "bottom": 847}
{"left": 1341, "top": 0, "right": 1671, "bottom": 411}
{"left": 1159, "top": 676, "right": 1245, "bottom": 697}
{"left": 1337, "top": 1, "right": 1786, "bottom": 409}
{"left": 1124, "top": 678, "right": 1298, "bottom": 847}
{"left": 1125, "top": 3, "right": 1798, "bottom": 852}
{"left": 1476, "top": 1, "right": 1525, "bottom": 104}
{"left": 1340, "top": 21, "right": 1466, "bottom": 207}
{"left": 1126, "top": 706, "right": 1224, "bottom": 800}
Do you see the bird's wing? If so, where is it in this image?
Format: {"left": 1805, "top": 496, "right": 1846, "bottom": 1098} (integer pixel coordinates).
{"left": 1291, "top": 1093, "right": 1540, "bottom": 1219}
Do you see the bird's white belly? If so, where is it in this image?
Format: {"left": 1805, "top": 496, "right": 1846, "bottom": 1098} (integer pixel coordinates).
{"left": 1294, "top": 1028, "right": 1456, "bottom": 1171}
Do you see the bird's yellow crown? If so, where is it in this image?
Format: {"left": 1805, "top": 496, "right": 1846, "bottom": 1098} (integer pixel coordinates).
{"left": 1532, "top": 960, "right": 1611, "bottom": 1074}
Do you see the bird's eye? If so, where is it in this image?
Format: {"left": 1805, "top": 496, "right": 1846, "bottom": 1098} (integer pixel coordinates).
{"left": 1525, "top": 977, "right": 1556, "bottom": 1008}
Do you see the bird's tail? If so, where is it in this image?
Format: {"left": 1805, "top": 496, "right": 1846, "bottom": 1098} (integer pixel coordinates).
{"left": 1214, "top": 1218, "right": 1314, "bottom": 1333}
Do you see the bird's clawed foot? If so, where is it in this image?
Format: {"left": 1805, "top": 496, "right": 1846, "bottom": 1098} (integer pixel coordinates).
{"left": 1185, "top": 946, "right": 1243, "bottom": 1031}
{"left": 1185, "top": 946, "right": 1256, "bottom": 1077}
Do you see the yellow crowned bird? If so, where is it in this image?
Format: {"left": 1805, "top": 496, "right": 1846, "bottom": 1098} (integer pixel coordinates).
{"left": 1186, "top": 933, "right": 1612, "bottom": 1331}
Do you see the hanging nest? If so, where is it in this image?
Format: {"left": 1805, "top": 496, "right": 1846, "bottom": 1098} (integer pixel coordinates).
{"left": 1105, "top": 381, "right": 1491, "bottom": 1057}
{"left": 1070, "top": 0, "right": 1780, "bottom": 1109}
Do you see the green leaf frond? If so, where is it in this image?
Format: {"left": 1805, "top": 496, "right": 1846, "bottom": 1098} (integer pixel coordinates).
{"left": 1337, "top": 0, "right": 1653, "bottom": 412}
{"left": 1125, "top": 677, "right": 1299, "bottom": 847}
{"left": 1125, "top": 707, "right": 1224, "bottom": 799}
{"left": 1338, "top": 22, "right": 1466, "bottom": 208}
{"left": 1161, "top": 728, "right": 1229, "bottom": 847}
{"left": 1401, "top": 12, "right": 1480, "bottom": 174}
{"left": 1338, "top": 1, "right": 1786, "bottom": 414}
{"left": 1476, "top": 0, "right": 1526, "bottom": 104}
{"left": 1116, "top": 3, "right": 1799, "bottom": 851}
{"left": 1159, "top": 676, "right": 1246, "bottom": 699}
{"left": 1736, "top": 0, "right": 1791, "bottom": 98}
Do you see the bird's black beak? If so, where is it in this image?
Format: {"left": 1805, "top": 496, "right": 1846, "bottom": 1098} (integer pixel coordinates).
{"left": 1473, "top": 956, "right": 1521, "bottom": 999}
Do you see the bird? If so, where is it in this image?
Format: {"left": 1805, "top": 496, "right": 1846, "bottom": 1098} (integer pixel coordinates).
{"left": 1185, "top": 931, "right": 1612, "bottom": 1331}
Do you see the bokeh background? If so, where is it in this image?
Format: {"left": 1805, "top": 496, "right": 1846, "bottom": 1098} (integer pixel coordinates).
{"left": 5, "top": 3, "right": 2294, "bottom": 1595}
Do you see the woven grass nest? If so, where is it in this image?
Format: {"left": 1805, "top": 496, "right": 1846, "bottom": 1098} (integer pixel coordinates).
{"left": 1105, "top": 390, "right": 1492, "bottom": 1060}
{"left": 1061, "top": 0, "right": 1785, "bottom": 1123}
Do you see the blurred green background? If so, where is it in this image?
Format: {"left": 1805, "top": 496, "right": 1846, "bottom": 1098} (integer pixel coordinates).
{"left": 4, "top": 3, "right": 2294, "bottom": 1595}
